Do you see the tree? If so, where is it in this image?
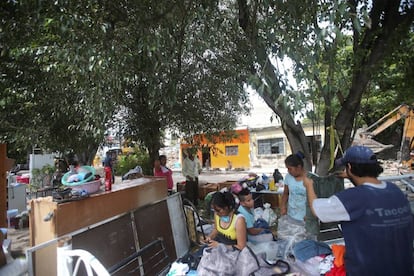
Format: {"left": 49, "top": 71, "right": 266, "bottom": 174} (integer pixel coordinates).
{"left": 0, "top": 1, "right": 119, "bottom": 164}
{"left": 236, "top": 0, "right": 414, "bottom": 174}
{"left": 105, "top": 1, "right": 252, "bottom": 165}
{"left": 0, "top": 1, "right": 252, "bottom": 167}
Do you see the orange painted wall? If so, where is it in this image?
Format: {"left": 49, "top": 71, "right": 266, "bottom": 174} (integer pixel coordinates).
{"left": 181, "top": 129, "right": 251, "bottom": 170}
{"left": 210, "top": 129, "right": 250, "bottom": 169}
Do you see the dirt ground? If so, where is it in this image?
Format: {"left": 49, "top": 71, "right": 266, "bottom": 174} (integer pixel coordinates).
{"left": 4, "top": 228, "right": 29, "bottom": 259}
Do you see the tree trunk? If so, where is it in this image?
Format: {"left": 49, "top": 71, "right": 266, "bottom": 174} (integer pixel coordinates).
{"left": 75, "top": 142, "right": 99, "bottom": 166}
{"left": 237, "top": 0, "right": 414, "bottom": 176}
{"left": 143, "top": 130, "right": 162, "bottom": 176}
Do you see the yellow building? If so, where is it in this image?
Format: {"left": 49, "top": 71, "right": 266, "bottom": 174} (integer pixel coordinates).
{"left": 180, "top": 124, "right": 323, "bottom": 170}
{"left": 180, "top": 129, "right": 251, "bottom": 170}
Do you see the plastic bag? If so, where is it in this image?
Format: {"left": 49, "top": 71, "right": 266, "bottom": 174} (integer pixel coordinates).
{"left": 261, "top": 174, "right": 270, "bottom": 190}
{"left": 197, "top": 244, "right": 259, "bottom": 275}
{"left": 262, "top": 203, "right": 277, "bottom": 226}
{"left": 277, "top": 215, "right": 306, "bottom": 240}
{"left": 254, "top": 207, "right": 264, "bottom": 221}
{"left": 276, "top": 215, "right": 308, "bottom": 259}
{"left": 249, "top": 240, "right": 291, "bottom": 262}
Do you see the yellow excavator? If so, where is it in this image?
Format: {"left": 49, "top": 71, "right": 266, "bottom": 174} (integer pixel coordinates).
{"left": 354, "top": 103, "right": 414, "bottom": 170}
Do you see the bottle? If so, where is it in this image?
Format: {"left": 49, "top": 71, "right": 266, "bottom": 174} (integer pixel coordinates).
{"left": 273, "top": 169, "right": 283, "bottom": 183}
{"left": 104, "top": 166, "right": 112, "bottom": 191}
{"left": 269, "top": 179, "right": 276, "bottom": 191}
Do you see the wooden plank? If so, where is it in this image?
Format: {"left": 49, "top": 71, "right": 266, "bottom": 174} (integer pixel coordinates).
{"left": 55, "top": 177, "right": 167, "bottom": 236}
{"left": 30, "top": 178, "right": 167, "bottom": 244}
{"left": 29, "top": 197, "right": 58, "bottom": 275}
{"left": 0, "top": 144, "right": 6, "bottom": 228}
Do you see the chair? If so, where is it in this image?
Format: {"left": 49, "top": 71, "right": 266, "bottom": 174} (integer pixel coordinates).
{"left": 182, "top": 199, "right": 206, "bottom": 247}
{"left": 60, "top": 238, "right": 170, "bottom": 276}
{"left": 60, "top": 249, "right": 110, "bottom": 276}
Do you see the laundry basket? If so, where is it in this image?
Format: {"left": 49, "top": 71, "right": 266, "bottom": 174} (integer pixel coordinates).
{"left": 62, "top": 166, "right": 101, "bottom": 194}
{"left": 64, "top": 179, "right": 102, "bottom": 194}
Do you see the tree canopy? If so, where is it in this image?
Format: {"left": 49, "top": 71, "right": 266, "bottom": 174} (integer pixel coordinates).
{"left": 1, "top": 0, "right": 413, "bottom": 174}
{"left": 235, "top": 0, "right": 414, "bottom": 174}
{"left": 1, "top": 0, "right": 251, "bottom": 165}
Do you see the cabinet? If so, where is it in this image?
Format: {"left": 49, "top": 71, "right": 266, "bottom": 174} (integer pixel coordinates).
{"left": 29, "top": 177, "right": 170, "bottom": 275}
{"left": 7, "top": 183, "right": 27, "bottom": 213}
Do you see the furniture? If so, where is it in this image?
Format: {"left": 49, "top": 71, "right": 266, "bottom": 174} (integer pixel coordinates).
{"left": 217, "top": 181, "right": 238, "bottom": 191}
{"left": 59, "top": 238, "right": 170, "bottom": 276}
{"left": 29, "top": 177, "right": 174, "bottom": 276}
{"left": 198, "top": 183, "right": 218, "bottom": 200}
{"left": 7, "top": 183, "right": 27, "bottom": 213}
{"left": 251, "top": 187, "right": 284, "bottom": 208}
{"left": 182, "top": 199, "right": 206, "bottom": 247}
{"left": 6, "top": 209, "right": 18, "bottom": 228}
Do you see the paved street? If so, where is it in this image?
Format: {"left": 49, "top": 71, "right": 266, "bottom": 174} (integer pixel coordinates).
{"left": 171, "top": 166, "right": 283, "bottom": 185}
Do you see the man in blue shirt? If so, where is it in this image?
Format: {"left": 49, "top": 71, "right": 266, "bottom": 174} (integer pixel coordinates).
{"left": 304, "top": 146, "right": 414, "bottom": 276}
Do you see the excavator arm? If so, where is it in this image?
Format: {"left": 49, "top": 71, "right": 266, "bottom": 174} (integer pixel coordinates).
{"left": 362, "top": 104, "right": 411, "bottom": 138}
{"left": 355, "top": 103, "right": 414, "bottom": 170}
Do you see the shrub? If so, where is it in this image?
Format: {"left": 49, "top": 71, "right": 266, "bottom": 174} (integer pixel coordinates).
{"left": 114, "top": 148, "right": 151, "bottom": 176}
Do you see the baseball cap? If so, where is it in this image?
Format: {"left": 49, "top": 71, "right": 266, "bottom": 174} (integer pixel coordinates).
{"left": 335, "top": 145, "right": 378, "bottom": 166}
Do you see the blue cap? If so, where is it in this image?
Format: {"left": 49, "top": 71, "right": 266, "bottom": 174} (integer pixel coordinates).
{"left": 335, "top": 145, "right": 377, "bottom": 166}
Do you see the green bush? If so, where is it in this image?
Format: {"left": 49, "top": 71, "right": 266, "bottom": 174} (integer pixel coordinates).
{"left": 114, "top": 149, "right": 151, "bottom": 176}
{"left": 30, "top": 164, "right": 55, "bottom": 190}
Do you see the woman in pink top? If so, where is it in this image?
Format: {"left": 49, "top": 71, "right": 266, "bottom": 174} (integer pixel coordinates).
{"left": 154, "top": 155, "right": 174, "bottom": 194}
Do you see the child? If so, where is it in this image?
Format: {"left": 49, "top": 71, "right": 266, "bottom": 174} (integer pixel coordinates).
{"left": 237, "top": 188, "right": 273, "bottom": 243}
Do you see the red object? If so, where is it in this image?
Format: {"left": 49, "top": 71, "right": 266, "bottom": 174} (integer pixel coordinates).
{"left": 104, "top": 166, "right": 112, "bottom": 191}
{"left": 16, "top": 175, "right": 30, "bottom": 184}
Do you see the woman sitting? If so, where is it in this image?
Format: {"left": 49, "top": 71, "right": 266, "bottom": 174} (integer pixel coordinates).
{"left": 201, "top": 191, "right": 247, "bottom": 250}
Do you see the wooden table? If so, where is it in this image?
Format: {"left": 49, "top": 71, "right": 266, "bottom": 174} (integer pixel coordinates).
{"left": 251, "top": 187, "right": 284, "bottom": 209}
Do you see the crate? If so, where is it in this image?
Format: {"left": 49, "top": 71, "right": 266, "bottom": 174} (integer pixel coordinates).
{"left": 199, "top": 183, "right": 219, "bottom": 200}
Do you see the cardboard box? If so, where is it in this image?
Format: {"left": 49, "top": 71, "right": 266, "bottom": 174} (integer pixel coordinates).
{"left": 199, "top": 183, "right": 219, "bottom": 200}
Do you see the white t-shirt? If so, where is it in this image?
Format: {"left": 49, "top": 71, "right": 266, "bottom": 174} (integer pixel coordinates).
{"left": 312, "top": 182, "right": 387, "bottom": 223}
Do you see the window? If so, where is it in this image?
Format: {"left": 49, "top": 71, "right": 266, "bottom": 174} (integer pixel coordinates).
{"left": 257, "top": 138, "right": 284, "bottom": 155}
{"left": 225, "top": 145, "right": 238, "bottom": 156}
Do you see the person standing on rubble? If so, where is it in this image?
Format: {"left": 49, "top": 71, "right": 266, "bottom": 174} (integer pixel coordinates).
{"left": 303, "top": 145, "right": 414, "bottom": 276}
